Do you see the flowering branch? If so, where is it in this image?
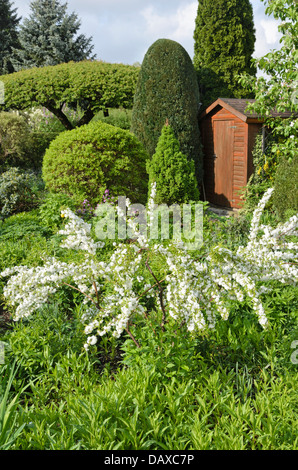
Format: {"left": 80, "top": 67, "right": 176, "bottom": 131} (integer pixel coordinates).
{"left": 0, "top": 184, "right": 297, "bottom": 351}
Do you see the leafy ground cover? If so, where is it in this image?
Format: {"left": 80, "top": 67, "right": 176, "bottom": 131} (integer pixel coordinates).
{"left": 0, "top": 190, "right": 297, "bottom": 450}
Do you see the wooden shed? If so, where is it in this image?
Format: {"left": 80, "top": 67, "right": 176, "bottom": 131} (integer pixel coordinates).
{"left": 199, "top": 98, "right": 291, "bottom": 209}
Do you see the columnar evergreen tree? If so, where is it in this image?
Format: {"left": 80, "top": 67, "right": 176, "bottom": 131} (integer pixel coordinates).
{"left": 11, "top": 0, "right": 95, "bottom": 70}
{"left": 193, "top": 0, "right": 256, "bottom": 108}
{"left": 131, "top": 39, "right": 203, "bottom": 184}
{"left": 0, "top": 0, "right": 21, "bottom": 74}
{"left": 147, "top": 121, "right": 200, "bottom": 205}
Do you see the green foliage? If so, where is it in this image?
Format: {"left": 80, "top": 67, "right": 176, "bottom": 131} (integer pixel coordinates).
{"left": 240, "top": 0, "right": 298, "bottom": 162}
{"left": 93, "top": 108, "right": 132, "bottom": 130}
{"left": 241, "top": 131, "right": 277, "bottom": 211}
{"left": 0, "top": 111, "right": 54, "bottom": 171}
{"left": 11, "top": 0, "right": 95, "bottom": 71}
{"left": 0, "top": 112, "right": 31, "bottom": 169}
{"left": 0, "top": 211, "right": 50, "bottom": 240}
{"left": 0, "top": 363, "right": 27, "bottom": 450}
{"left": 0, "top": 168, "right": 45, "bottom": 218}
{"left": 131, "top": 39, "right": 203, "bottom": 183}
{"left": 42, "top": 120, "right": 149, "bottom": 206}
{"left": 0, "top": 200, "right": 297, "bottom": 450}
{"left": 0, "top": 0, "right": 21, "bottom": 74}
{"left": 273, "top": 155, "right": 298, "bottom": 220}
{"left": 193, "top": 0, "right": 256, "bottom": 108}
{"left": 147, "top": 124, "right": 200, "bottom": 205}
{"left": 38, "top": 192, "right": 77, "bottom": 231}
{"left": 0, "top": 61, "right": 140, "bottom": 131}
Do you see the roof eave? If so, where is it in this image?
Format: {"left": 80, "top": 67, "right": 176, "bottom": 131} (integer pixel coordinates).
{"left": 199, "top": 98, "right": 248, "bottom": 122}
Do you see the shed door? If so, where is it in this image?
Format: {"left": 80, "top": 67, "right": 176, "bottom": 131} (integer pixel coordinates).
{"left": 212, "top": 120, "right": 234, "bottom": 207}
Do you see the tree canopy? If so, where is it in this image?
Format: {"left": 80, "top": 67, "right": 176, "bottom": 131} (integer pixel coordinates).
{"left": 0, "top": 61, "right": 140, "bottom": 130}
{"left": 11, "top": 0, "right": 95, "bottom": 71}
{"left": 193, "top": 0, "right": 256, "bottom": 108}
{"left": 240, "top": 0, "right": 298, "bottom": 162}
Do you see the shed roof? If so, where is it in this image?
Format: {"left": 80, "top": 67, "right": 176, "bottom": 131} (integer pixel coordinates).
{"left": 199, "top": 98, "right": 293, "bottom": 123}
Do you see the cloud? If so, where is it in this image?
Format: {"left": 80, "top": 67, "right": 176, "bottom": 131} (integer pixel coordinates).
{"left": 11, "top": 0, "right": 283, "bottom": 65}
{"left": 141, "top": 2, "right": 197, "bottom": 54}
{"left": 260, "top": 19, "right": 281, "bottom": 45}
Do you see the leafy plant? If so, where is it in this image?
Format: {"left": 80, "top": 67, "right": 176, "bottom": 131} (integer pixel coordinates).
{"left": 240, "top": 0, "right": 298, "bottom": 162}
{"left": 38, "top": 192, "right": 77, "bottom": 230}
{"left": 0, "top": 167, "right": 44, "bottom": 219}
{"left": 0, "top": 363, "right": 27, "bottom": 450}
{"left": 42, "top": 120, "right": 149, "bottom": 206}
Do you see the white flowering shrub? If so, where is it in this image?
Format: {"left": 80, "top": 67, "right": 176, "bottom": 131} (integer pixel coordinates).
{"left": 1, "top": 185, "right": 297, "bottom": 351}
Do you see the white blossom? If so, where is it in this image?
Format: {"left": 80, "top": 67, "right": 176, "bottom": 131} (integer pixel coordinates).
{"left": 0, "top": 186, "right": 297, "bottom": 349}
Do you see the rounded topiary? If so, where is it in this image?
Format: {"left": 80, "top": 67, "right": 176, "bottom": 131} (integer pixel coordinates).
{"left": 273, "top": 156, "right": 298, "bottom": 220}
{"left": 147, "top": 122, "right": 200, "bottom": 205}
{"left": 42, "top": 120, "right": 149, "bottom": 206}
{"left": 130, "top": 38, "right": 203, "bottom": 183}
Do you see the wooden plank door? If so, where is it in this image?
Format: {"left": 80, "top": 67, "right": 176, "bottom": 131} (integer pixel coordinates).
{"left": 212, "top": 120, "right": 234, "bottom": 207}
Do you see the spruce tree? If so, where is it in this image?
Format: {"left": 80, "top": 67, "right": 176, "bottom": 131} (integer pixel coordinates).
{"left": 0, "top": 0, "right": 21, "bottom": 74}
{"left": 147, "top": 121, "right": 200, "bottom": 205}
{"left": 11, "top": 0, "right": 95, "bottom": 71}
{"left": 131, "top": 38, "right": 203, "bottom": 184}
{"left": 193, "top": 0, "right": 256, "bottom": 108}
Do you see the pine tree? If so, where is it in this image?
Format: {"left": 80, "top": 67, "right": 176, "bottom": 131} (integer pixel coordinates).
{"left": 131, "top": 38, "right": 203, "bottom": 184}
{"left": 193, "top": 0, "right": 256, "bottom": 108}
{"left": 147, "top": 121, "right": 200, "bottom": 205}
{"left": 0, "top": 0, "right": 21, "bottom": 74}
{"left": 11, "top": 0, "right": 95, "bottom": 71}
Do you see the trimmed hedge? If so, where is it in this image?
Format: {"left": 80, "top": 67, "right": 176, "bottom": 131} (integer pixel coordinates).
{"left": 131, "top": 39, "right": 203, "bottom": 183}
{"left": 0, "top": 60, "right": 140, "bottom": 130}
{"left": 42, "top": 120, "right": 149, "bottom": 206}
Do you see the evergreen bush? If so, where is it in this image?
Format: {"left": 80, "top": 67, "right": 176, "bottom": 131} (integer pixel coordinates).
{"left": 147, "top": 122, "right": 200, "bottom": 205}
{"left": 130, "top": 39, "right": 203, "bottom": 183}
{"left": 42, "top": 120, "right": 149, "bottom": 206}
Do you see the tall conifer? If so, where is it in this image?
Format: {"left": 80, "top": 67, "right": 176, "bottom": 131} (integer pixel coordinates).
{"left": 0, "top": 0, "right": 21, "bottom": 74}
{"left": 193, "top": 0, "right": 256, "bottom": 107}
{"left": 11, "top": 0, "right": 95, "bottom": 71}
{"left": 131, "top": 39, "right": 203, "bottom": 183}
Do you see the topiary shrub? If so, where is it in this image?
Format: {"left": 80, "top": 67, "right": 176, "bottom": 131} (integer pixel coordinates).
{"left": 0, "top": 61, "right": 140, "bottom": 131}
{"left": 42, "top": 120, "right": 149, "bottom": 206}
{"left": 147, "top": 122, "right": 200, "bottom": 205}
{"left": 130, "top": 38, "right": 203, "bottom": 183}
{"left": 273, "top": 156, "right": 298, "bottom": 220}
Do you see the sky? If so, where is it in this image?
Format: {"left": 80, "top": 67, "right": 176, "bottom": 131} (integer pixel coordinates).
{"left": 11, "top": 0, "right": 282, "bottom": 67}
